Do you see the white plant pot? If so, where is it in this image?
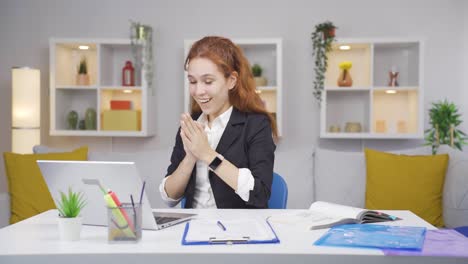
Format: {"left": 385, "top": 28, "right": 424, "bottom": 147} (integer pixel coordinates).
{"left": 58, "top": 216, "right": 83, "bottom": 241}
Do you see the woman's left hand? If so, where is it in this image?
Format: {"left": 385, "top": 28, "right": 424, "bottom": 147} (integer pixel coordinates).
{"left": 180, "top": 113, "right": 216, "bottom": 163}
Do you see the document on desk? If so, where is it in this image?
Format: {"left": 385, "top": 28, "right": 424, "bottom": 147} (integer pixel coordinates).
{"left": 182, "top": 218, "right": 279, "bottom": 245}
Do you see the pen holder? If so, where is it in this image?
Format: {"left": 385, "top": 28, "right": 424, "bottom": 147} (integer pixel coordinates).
{"left": 107, "top": 202, "right": 142, "bottom": 243}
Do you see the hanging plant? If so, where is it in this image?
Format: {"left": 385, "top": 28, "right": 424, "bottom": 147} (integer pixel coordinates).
{"left": 424, "top": 99, "right": 468, "bottom": 154}
{"left": 311, "top": 21, "right": 337, "bottom": 103}
{"left": 130, "top": 20, "right": 154, "bottom": 94}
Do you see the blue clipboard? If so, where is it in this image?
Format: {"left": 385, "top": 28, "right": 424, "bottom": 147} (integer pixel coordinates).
{"left": 181, "top": 219, "right": 280, "bottom": 245}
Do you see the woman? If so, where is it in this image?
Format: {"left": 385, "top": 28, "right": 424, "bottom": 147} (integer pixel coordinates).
{"left": 159, "top": 36, "right": 278, "bottom": 209}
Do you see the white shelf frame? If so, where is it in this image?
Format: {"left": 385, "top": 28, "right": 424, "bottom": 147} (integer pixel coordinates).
{"left": 320, "top": 38, "right": 424, "bottom": 139}
{"left": 49, "top": 38, "right": 155, "bottom": 137}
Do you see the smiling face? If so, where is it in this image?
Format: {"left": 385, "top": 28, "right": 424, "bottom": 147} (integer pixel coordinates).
{"left": 187, "top": 57, "right": 237, "bottom": 121}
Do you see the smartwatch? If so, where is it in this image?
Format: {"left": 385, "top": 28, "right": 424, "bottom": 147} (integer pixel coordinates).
{"left": 208, "top": 154, "right": 224, "bottom": 171}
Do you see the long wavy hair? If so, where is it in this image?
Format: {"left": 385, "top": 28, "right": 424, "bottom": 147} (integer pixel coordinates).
{"left": 184, "top": 36, "right": 278, "bottom": 139}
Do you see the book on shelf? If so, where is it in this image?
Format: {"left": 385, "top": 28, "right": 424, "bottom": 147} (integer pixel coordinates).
{"left": 269, "top": 201, "right": 400, "bottom": 230}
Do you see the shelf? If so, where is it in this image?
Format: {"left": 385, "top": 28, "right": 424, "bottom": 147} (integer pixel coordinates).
{"left": 100, "top": 43, "right": 142, "bottom": 87}
{"left": 320, "top": 39, "right": 423, "bottom": 139}
{"left": 325, "top": 87, "right": 370, "bottom": 91}
{"left": 321, "top": 132, "right": 422, "bottom": 139}
{"left": 239, "top": 43, "right": 278, "bottom": 87}
{"left": 256, "top": 86, "right": 276, "bottom": 91}
{"left": 99, "top": 86, "right": 142, "bottom": 90}
{"left": 56, "top": 85, "right": 98, "bottom": 90}
{"left": 373, "top": 42, "right": 420, "bottom": 87}
{"left": 54, "top": 89, "right": 97, "bottom": 131}
{"left": 373, "top": 86, "right": 418, "bottom": 91}
{"left": 325, "top": 90, "right": 370, "bottom": 133}
{"left": 50, "top": 38, "right": 155, "bottom": 137}
{"left": 372, "top": 90, "right": 419, "bottom": 134}
{"left": 54, "top": 43, "right": 98, "bottom": 87}
{"left": 326, "top": 43, "right": 372, "bottom": 87}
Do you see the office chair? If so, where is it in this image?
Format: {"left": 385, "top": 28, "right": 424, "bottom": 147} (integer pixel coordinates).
{"left": 268, "top": 172, "right": 288, "bottom": 209}
{"left": 181, "top": 172, "right": 288, "bottom": 209}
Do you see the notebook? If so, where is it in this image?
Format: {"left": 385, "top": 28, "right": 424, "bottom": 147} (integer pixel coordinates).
{"left": 37, "top": 160, "right": 195, "bottom": 230}
{"left": 269, "top": 201, "right": 400, "bottom": 230}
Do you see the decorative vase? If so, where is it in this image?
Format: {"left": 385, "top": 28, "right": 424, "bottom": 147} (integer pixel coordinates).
{"left": 79, "top": 120, "right": 86, "bottom": 130}
{"left": 85, "top": 108, "right": 96, "bottom": 130}
{"left": 76, "top": 74, "right": 90, "bottom": 86}
{"left": 254, "top": 77, "right": 267, "bottom": 87}
{"left": 323, "top": 28, "right": 336, "bottom": 40}
{"left": 337, "top": 69, "right": 353, "bottom": 87}
{"left": 58, "top": 216, "right": 83, "bottom": 241}
{"left": 345, "top": 122, "right": 362, "bottom": 133}
{"left": 388, "top": 71, "right": 399, "bottom": 87}
{"left": 67, "top": 110, "right": 79, "bottom": 130}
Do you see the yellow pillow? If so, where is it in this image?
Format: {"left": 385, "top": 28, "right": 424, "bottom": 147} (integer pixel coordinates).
{"left": 3, "top": 147, "right": 88, "bottom": 224}
{"left": 364, "top": 148, "right": 448, "bottom": 227}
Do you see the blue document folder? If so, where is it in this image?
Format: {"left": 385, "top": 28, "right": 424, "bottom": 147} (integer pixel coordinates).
{"left": 181, "top": 218, "right": 280, "bottom": 245}
{"left": 314, "top": 224, "right": 426, "bottom": 250}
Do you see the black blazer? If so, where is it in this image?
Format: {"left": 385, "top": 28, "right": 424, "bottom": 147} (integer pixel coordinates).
{"left": 165, "top": 108, "right": 276, "bottom": 208}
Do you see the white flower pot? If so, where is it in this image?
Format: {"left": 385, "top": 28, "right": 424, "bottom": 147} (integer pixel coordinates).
{"left": 58, "top": 216, "right": 83, "bottom": 241}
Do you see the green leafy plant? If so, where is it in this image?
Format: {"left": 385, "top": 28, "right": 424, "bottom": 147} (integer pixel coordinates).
{"left": 311, "top": 21, "right": 337, "bottom": 103}
{"left": 424, "top": 99, "right": 468, "bottom": 154}
{"left": 57, "top": 188, "right": 86, "bottom": 218}
{"left": 252, "top": 64, "right": 263, "bottom": 77}
{"left": 78, "top": 57, "right": 88, "bottom": 75}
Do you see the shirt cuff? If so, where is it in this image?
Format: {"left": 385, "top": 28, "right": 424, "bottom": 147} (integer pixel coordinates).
{"left": 159, "top": 176, "right": 182, "bottom": 207}
{"left": 235, "top": 168, "right": 255, "bottom": 202}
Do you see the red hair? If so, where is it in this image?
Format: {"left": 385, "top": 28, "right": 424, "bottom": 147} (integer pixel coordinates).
{"left": 184, "top": 36, "right": 278, "bottom": 139}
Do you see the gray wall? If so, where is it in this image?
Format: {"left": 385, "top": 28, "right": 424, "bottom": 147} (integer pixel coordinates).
{"left": 1, "top": 0, "right": 467, "bottom": 204}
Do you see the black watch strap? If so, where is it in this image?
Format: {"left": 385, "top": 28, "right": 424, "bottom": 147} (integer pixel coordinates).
{"left": 208, "top": 154, "right": 224, "bottom": 171}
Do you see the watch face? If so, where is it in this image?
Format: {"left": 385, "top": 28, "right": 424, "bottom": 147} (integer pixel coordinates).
{"left": 209, "top": 156, "right": 223, "bottom": 171}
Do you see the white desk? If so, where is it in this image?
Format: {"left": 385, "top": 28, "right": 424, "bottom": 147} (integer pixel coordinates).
{"left": 0, "top": 209, "right": 464, "bottom": 264}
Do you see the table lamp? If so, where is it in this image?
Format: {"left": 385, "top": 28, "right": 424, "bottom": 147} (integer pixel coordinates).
{"left": 11, "top": 67, "right": 40, "bottom": 154}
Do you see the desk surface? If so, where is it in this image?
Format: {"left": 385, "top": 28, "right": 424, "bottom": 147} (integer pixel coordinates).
{"left": 0, "top": 209, "right": 464, "bottom": 264}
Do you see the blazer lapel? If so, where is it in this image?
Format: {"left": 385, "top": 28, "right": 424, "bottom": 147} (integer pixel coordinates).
{"left": 216, "top": 108, "right": 245, "bottom": 155}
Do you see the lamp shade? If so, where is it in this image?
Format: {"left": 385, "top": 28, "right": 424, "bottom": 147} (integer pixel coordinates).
{"left": 11, "top": 67, "right": 40, "bottom": 154}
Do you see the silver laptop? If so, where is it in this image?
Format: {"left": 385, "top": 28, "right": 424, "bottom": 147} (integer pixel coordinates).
{"left": 37, "top": 160, "right": 195, "bottom": 230}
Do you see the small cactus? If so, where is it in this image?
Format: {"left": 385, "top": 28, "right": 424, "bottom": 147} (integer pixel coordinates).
{"left": 78, "top": 57, "right": 88, "bottom": 74}
{"left": 251, "top": 64, "right": 262, "bottom": 77}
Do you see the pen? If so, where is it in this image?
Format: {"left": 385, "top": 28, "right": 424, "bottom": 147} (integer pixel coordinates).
{"left": 217, "top": 220, "right": 226, "bottom": 231}
{"left": 130, "top": 194, "right": 137, "bottom": 217}
{"left": 139, "top": 181, "right": 146, "bottom": 204}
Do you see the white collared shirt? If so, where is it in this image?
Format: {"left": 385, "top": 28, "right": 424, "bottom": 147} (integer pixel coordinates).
{"left": 159, "top": 106, "right": 255, "bottom": 208}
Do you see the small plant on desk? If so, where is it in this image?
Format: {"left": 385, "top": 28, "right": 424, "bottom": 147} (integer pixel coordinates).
{"left": 56, "top": 188, "right": 87, "bottom": 241}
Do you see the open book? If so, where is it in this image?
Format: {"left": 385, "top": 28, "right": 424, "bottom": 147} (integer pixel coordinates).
{"left": 270, "top": 201, "right": 400, "bottom": 230}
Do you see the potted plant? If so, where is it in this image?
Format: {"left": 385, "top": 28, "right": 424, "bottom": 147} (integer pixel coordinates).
{"left": 252, "top": 63, "right": 267, "bottom": 87}
{"left": 425, "top": 99, "right": 468, "bottom": 154}
{"left": 56, "top": 188, "right": 86, "bottom": 241}
{"left": 311, "top": 21, "right": 337, "bottom": 103}
{"left": 76, "top": 56, "right": 90, "bottom": 85}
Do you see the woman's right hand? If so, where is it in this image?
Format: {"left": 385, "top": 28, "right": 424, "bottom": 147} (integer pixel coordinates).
{"left": 180, "top": 119, "right": 197, "bottom": 163}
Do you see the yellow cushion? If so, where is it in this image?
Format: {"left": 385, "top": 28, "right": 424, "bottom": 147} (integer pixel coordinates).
{"left": 3, "top": 147, "right": 88, "bottom": 224}
{"left": 364, "top": 148, "right": 448, "bottom": 227}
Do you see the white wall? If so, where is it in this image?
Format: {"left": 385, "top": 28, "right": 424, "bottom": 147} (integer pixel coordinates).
{"left": 463, "top": 1, "right": 468, "bottom": 134}
{"left": 0, "top": 0, "right": 467, "bottom": 204}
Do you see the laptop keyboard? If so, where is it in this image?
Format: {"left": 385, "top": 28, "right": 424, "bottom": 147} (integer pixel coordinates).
{"left": 155, "top": 216, "right": 180, "bottom": 224}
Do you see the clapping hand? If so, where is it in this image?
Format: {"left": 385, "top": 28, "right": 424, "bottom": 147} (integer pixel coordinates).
{"left": 180, "top": 113, "right": 215, "bottom": 163}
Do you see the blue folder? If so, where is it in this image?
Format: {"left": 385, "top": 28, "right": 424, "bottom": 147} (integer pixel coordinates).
{"left": 181, "top": 219, "right": 280, "bottom": 245}
{"left": 314, "top": 224, "right": 426, "bottom": 250}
